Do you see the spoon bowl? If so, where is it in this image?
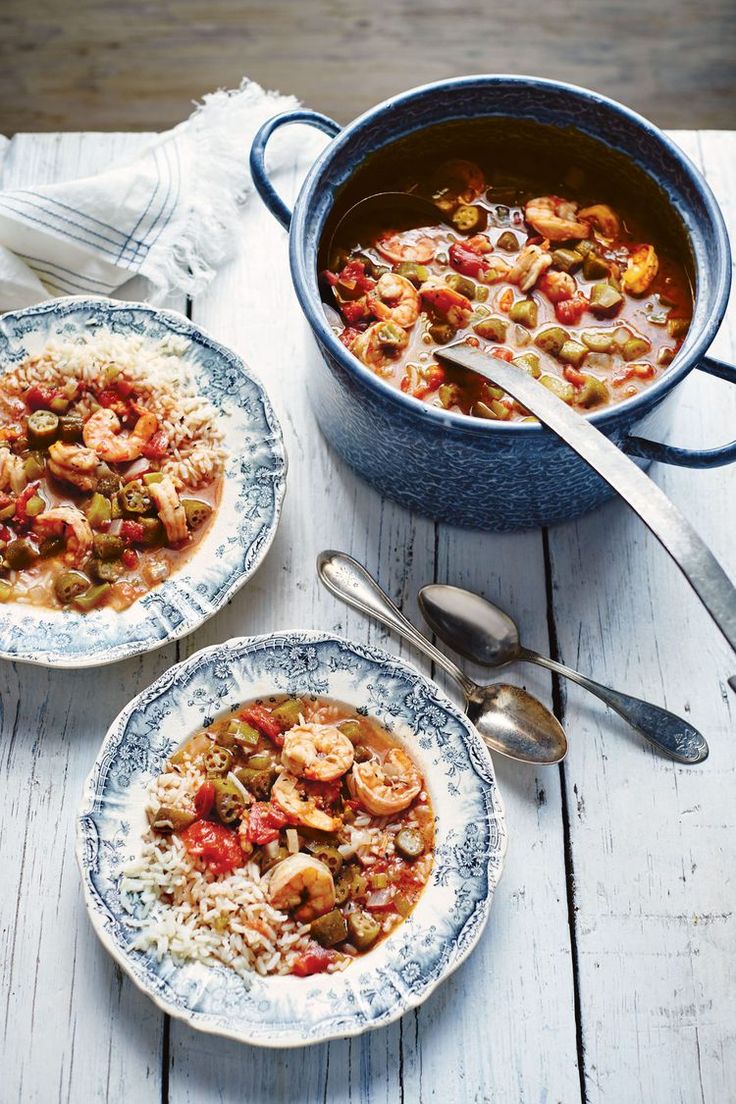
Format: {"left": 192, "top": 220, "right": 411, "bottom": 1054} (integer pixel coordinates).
{"left": 420, "top": 585, "right": 522, "bottom": 667}
{"left": 326, "top": 191, "right": 446, "bottom": 262}
{"left": 317, "top": 550, "right": 568, "bottom": 766}
{"left": 468, "top": 683, "right": 567, "bottom": 765}
{"left": 419, "top": 583, "right": 709, "bottom": 764}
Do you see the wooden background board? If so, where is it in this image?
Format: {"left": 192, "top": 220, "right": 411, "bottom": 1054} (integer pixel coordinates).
{"left": 2, "top": 0, "right": 736, "bottom": 134}
{"left": 0, "top": 127, "right": 734, "bottom": 1103}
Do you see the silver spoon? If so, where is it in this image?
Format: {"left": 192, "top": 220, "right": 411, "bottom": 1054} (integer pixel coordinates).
{"left": 317, "top": 550, "right": 568, "bottom": 766}
{"left": 419, "top": 583, "right": 709, "bottom": 765}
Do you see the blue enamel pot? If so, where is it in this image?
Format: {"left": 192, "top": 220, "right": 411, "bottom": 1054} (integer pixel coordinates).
{"left": 251, "top": 76, "right": 735, "bottom": 531}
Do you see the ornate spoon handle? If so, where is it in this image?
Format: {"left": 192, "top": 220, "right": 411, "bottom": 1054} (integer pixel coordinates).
{"left": 521, "top": 649, "right": 708, "bottom": 763}
{"left": 316, "top": 550, "right": 476, "bottom": 700}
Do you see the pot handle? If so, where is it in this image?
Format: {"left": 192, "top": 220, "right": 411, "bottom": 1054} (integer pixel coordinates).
{"left": 250, "top": 110, "right": 342, "bottom": 231}
{"left": 624, "top": 355, "right": 736, "bottom": 468}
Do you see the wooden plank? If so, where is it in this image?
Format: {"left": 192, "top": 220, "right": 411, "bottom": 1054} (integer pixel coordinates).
{"left": 3, "top": 0, "right": 736, "bottom": 133}
{"left": 415, "top": 532, "right": 582, "bottom": 1103}
{"left": 167, "top": 132, "right": 581, "bottom": 1102}
{"left": 0, "top": 132, "right": 172, "bottom": 1104}
{"left": 168, "top": 127, "right": 415, "bottom": 1104}
{"left": 546, "top": 131, "right": 736, "bottom": 1103}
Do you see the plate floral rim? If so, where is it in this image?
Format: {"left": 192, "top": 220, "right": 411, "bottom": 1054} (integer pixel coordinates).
{"left": 76, "top": 631, "right": 508, "bottom": 1048}
{"left": 0, "top": 296, "right": 287, "bottom": 668}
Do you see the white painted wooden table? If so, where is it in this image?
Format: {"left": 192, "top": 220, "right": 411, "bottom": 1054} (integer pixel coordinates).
{"left": 1, "top": 129, "right": 734, "bottom": 1104}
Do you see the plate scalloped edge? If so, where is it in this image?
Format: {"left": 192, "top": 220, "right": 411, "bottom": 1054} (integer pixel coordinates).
{"left": 76, "top": 630, "right": 508, "bottom": 1048}
{"left": 0, "top": 296, "right": 287, "bottom": 667}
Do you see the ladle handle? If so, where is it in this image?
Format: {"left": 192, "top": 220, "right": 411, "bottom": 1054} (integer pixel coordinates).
{"left": 317, "top": 551, "right": 477, "bottom": 700}
{"left": 522, "top": 649, "right": 708, "bottom": 764}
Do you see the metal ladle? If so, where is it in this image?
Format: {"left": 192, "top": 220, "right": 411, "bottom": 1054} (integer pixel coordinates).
{"left": 325, "top": 191, "right": 448, "bottom": 263}
{"left": 317, "top": 550, "right": 568, "bottom": 766}
{"left": 419, "top": 583, "right": 708, "bottom": 764}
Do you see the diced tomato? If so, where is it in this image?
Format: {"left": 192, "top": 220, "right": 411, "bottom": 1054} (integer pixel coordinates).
{"left": 0, "top": 524, "right": 11, "bottom": 542}
{"left": 555, "top": 295, "right": 588, "bottom": 326}
{"left": 340, "top": 298, "right": 371, "bottom": 326}
{"left": 412, "top": 364, "right": 446, "bottom": 401}
{"left": 97, "top": 388, "right": 122, "bottom": 409}
{"left": 339, "top": 326, "right": 360, "bottom": 349}
{"left": 13, "top": 482, "right": 40, "bottom": 526}
{"left": 246, "top": 801, "right": 290, "bottom": 845}
{"left": 116, "top": 378, "right": 135, "bottom": 399}
{"left": 563, "top": 365, "right": 586, "bottom": 387}
{"left": 337, "top": 259, "right": 375, "bottom": 295}
{"left": 490, "top": 346, "right": 514, "bottom": 362}
{"left": 308, "top": 778, "right": 342, "bottom": 807}
{"left": 448, "top": 241, "right": 486, "bottom": 278}
{"left": 239, "top": 703, "right": 283, "bottom": 743}
{"left": 194, "top": 780, "right": 216, "bottom": 818}
{"left": 141, "top": 430, "right": 169, "bottom": 461}
{"left": 120, "top": 519, "right": 146, "bottom": 544}
{"left": 613, "top": 362, "right": 656, "bottom": 387}
{"left": 121, "top": 547, "right": 138, "bottom": 569}
{"left": 0, "top": 492, "right": 12, "bottom": 511}
{"left": 180, "top": 820, "right": 245, "bottom": 876}
{"left": 23, "top": 385, "right": 59, "bottom": 411}
{"left": 292, "top": 945, "right": 335, "bottom": 977}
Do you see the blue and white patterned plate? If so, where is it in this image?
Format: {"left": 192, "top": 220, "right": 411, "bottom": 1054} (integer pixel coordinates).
{"left": 0, "top": 297, "right": 286, "bottom": 667}
{"left": 77, "top": 631, "right": 507, "bottom": 1048}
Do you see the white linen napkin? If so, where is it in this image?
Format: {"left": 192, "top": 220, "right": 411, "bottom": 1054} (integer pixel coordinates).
{"left": 0, "top": 80, "right": 300, "bottom": 311}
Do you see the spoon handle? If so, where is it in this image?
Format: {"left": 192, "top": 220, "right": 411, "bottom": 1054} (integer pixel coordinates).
{"left": 317, "top": 551, "right": 477, "bottom": 700}
{"left": 521, "top": 649, "right": 708, "bottom": 763}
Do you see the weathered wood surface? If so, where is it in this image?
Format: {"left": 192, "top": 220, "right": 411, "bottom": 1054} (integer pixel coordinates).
{"left": 0, "top": 129, "right": 733, "bottom": 1103}
{"left": 3, "top": 0, "right": 736, "bottom": 133}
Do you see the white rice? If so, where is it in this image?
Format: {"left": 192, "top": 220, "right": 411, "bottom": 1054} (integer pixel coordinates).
{"left": 121, "top": 748, "right": 433, "bottom": 978}
{"left": 3, "top": 330, "right": 227, "bottom": 489}
{"left": 121, "top": 835, "right": 315, "bottom": 978}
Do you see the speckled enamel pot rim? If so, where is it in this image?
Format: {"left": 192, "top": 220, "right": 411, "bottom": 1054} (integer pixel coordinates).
{"left": 76, "top": 631, "right": 508, "bottom": 1048}
{"left": 0, "top": 297, "right": 288, "bottom": 668}
{"left": 289, "top": 74, "right": 732, "bottom": 436}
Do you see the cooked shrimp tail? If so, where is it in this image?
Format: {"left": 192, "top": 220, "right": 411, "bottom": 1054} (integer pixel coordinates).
{"left": 281, "top": 722, "right": 354, "bottom": 782}
{"left": 267, "top": 853, "right": 336, "bottom": 922}
{"left": 83, "top": 407, "right": 158, "bottom": 463}
{"left": 351, "top": 747, "right": 422, "bottom": 816}
{"left": 33, "top": 506, "right": 93, "bottom": 567}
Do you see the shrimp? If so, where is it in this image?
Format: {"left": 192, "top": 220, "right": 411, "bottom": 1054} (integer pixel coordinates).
{"left": 420, "top": 282, "right": 473, "bottom": 328}
{"left": 47, "top": 441, "right": 99, "bottom": 492}
{"left": 33, "top": 506, "right": 93, "bottom": 567}
{"left": 375, "top": 229, "right": 436, "bottom": 265}
{"left": 508, "top": 244, "right": 553, "bottom": 292}
{"left": 0, "top": 446, "right": 27, "bottom": 494}
{"left": 281, "top": 722, "right": 355, "bottom": 782}
{"left": 577, "top": 203, "right": 620, "bottom": 239}
{"left": 537, "top": 270, "right": 577, "bottom": 303}
{"left": 351, "top": 748, "right": 422, "bottom": 816}
{"left": 352, "top": 321, "right": 409, "bottom": 374}
{"left": 271, "top": 771, "right": 341, "bottom": 832}
{"left": 148, "top": 473, "right": 188, "bottom": 544}
{"left": 622, "top": 244, "right": 659, "bottom": 296}
{"left": 267, "top": 853, "right": 335, "bottom": 922}
{"left": 368, "top": 273, "right": 420, "bottom": 328}
{"left": 83, "top": 407, "right": 158, "bottom": 463}
{"left": 525, "top": 196, "right": 591, "bottom": 241}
